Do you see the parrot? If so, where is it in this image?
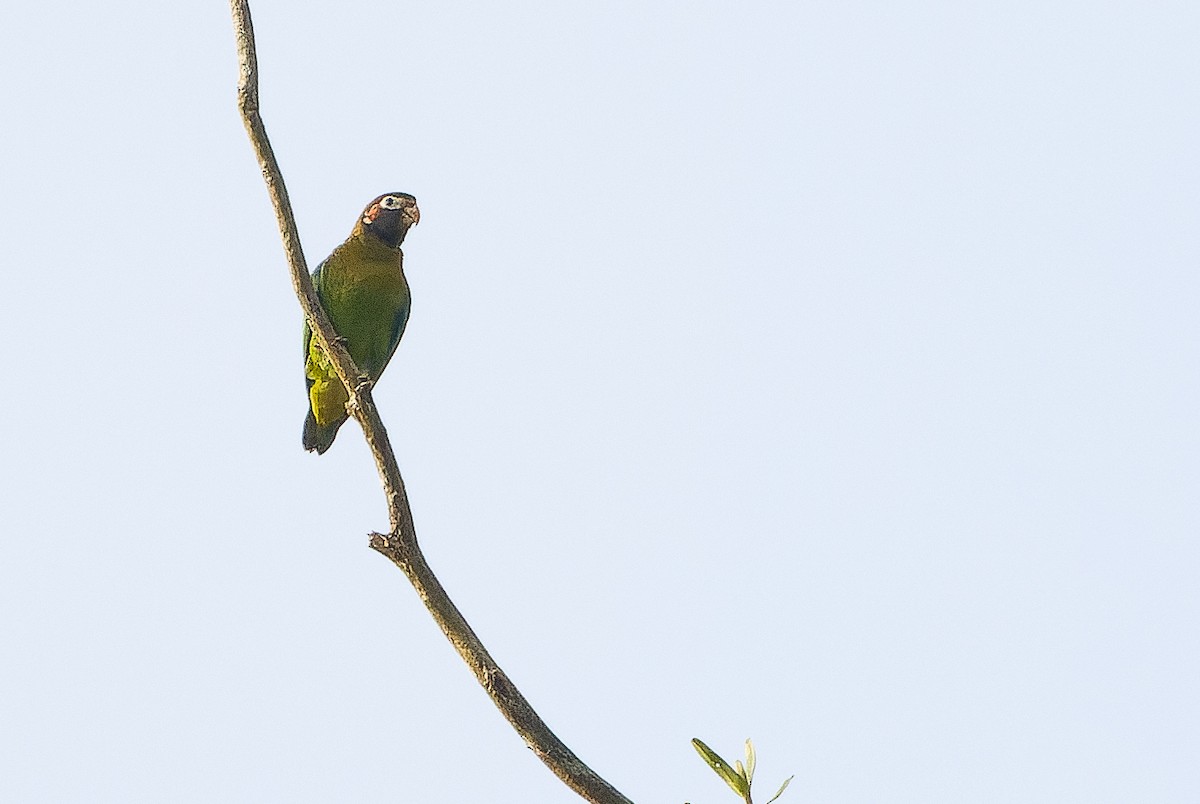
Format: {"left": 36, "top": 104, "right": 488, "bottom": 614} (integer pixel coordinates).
{"left": 302, "top": 192, "right": 420, "bottom": 454}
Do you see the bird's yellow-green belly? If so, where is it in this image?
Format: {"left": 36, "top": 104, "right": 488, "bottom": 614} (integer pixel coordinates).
{"left": 305, "top": 255, "right": 409, "bottom": 427}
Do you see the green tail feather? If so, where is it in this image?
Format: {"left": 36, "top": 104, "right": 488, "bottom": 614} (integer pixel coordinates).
{"left": 302, "top": 410, "right": 344, "bottom": 454}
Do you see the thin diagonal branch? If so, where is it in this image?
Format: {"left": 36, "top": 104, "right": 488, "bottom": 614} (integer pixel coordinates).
{"left": 228, "top": 3, "right": 632, "bottom": 802}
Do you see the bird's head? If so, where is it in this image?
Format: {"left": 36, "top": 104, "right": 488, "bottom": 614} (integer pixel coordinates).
{"left": 356, "top": 192, "right": 420, "bottom": 248}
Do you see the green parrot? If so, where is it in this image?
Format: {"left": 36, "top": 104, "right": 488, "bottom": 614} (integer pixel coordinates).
{"left": 302, "top": 192, "right": 420, "bottom": 453}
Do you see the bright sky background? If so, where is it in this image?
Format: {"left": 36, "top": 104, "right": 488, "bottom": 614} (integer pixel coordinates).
{"left": 2, "top": 2, "right": 1197, "bottom": 802}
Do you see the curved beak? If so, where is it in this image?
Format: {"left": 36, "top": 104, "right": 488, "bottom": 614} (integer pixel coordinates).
{"left": 402, "top": 200, "right": 420, "bottom": 228}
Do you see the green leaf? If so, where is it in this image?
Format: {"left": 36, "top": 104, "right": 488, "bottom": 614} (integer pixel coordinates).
{"left": 764, "top": 775, "right": 795, "bottom": 804}
{"left": 744, "top": 739, "right": 756, "bottom": 782}
{"left": 692, "top": 738, "right": 751, "bottom": 796}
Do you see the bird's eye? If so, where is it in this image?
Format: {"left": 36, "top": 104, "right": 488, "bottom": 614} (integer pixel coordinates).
{"left": 380, "top": 195, "right": 403, "bottom": 210}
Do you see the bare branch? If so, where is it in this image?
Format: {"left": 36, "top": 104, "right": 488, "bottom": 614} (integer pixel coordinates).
{"left": 228, "top": 3, "right": 632, "bottom": 801}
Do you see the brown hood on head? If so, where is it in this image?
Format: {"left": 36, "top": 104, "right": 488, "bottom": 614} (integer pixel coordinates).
{"left": 356, "top": 192, "right": 419, "bottom": 248}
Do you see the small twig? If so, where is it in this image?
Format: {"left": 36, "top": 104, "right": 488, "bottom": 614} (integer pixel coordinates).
{"left": 228, "top": 3, "right": 631, "bottom": 802}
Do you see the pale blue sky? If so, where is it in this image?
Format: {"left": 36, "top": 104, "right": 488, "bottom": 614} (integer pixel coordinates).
{"left": 2, "top": 2, "right": 1197, "bottom": 802}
